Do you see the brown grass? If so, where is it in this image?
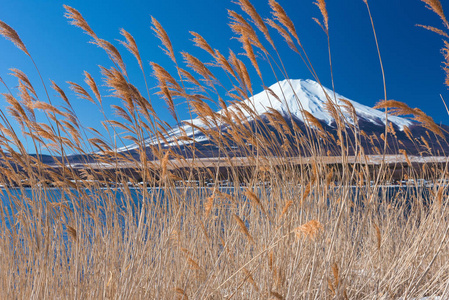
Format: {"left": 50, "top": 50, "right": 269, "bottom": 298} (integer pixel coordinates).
{"left": 0, "top": 1, "right": 448, "bottom": 299}
{"left": 421, "top": 0, "right": 449, "bottom": 28}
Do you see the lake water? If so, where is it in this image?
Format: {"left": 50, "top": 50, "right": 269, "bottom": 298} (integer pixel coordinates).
{"left": 0, "top": 184, "right": 435, "bottom": 232}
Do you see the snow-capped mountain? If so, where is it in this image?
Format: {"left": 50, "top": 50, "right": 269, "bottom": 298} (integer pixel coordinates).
{"left": 222, "top": 78, "right": 411, "bottom": 129}
{"left": 119, "top": 79, "right": 415, "bottom": 152}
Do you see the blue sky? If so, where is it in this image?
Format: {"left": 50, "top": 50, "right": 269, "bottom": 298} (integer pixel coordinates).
{"left": 0, "top": 0, "right": 448, "bottom": 153}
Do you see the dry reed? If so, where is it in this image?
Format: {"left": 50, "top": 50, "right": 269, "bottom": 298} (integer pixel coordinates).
{"left": 0, "top": 1, "right": 447, "bottom": 299}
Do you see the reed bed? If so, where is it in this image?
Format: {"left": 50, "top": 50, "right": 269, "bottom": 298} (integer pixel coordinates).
{"left": 0, "top": 0, "right": 449, "bottom": 299}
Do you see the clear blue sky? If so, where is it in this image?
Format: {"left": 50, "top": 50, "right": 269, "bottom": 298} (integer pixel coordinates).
{"left": 0, "top": 0, "right": 448, "bottom": 153}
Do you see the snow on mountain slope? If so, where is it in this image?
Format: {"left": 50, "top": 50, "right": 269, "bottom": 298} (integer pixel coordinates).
{"left": 237, "top": 79, "right": 411, "bottom": 128}
{"left": 118, "top": 79, "right": 412, "bottom": 151}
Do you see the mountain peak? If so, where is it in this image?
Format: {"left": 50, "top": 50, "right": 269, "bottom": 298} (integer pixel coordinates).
{"left": 238, "top": 78, "right": 411, "bottom": 129}
{"left": 119, "top": 79, "right": 413, "bottom": 151}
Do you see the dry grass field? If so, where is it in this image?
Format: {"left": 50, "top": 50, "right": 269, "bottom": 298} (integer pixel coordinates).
{"left": 1, "top": 0, "right": 449, "bottom": 298}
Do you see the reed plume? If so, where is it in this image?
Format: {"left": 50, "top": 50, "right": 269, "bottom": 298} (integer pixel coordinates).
{"left": 119, "top": 29, "right": 143, "bottom": 69}
{"left": 67, "top": 225, "right": 77, "bottom": 242}
{"left": 266, "top": 17, "right": 297, "bottom": 53}
{"left": 268, "top": 0, "right": 300, "bottom": 46}
{"left": 0, "top": 20, "right": 30, "bottom": 56}
{"left": 244, "top": 188, "right": 266, "bottom": 216}
{"left": 151, "top": 17, "right": 176, "bottom": 63}
{"left": 443, "top": 40, "right": 449, "bottom": 88}
{"left": 174, "top": 288, "right": 189, "bottom": 300}
{"left": 9, "top": 69, "right": 36, "bottom": 99}
{"left": 233, "top": 214, "right": 254, "bottom": 243}
{"left": 235, "top": 0, "right": 275, "bottom": 48}
{"left": 213, "top": 49, "right": 238, "bottom": 80}
{"left": 204, "top": 194, "right": 214, "bottom": 218}
{"left": 181, "top": 52, "right": 216, "bottom": 82}
{"left": 294, "top": 220, "right": 323, "bottom": 241}
{"left": 63, "top": 5, "right": 97, "bottom": 39}
{"left": 313, "top": 0, "right": 329, "bottom": 33}
{"left": 83, "top": 71, "right": 102, "bottom": 105}
{"left": 228, "top": 9, "right": 264, "bottom": 78}
{"left": 416, "top": 24, "right": 449, "bottom": 38}
{"left": 374, "top": 100, "right": 444, "bottom": 138}
{"left": 189, "top": 31, "right": 215, "bottom": 57}
{"left": 303, "top": 110, "right": 324, "bottom": 133}
{"left": 67, "top": 81, "right": 95, "bottom": 105}
{"left": 278, "top": 200, "right": 293, "bottom": 220}
{"left": 270, "top": 291, "right": 284, "bottom": 300}
{"left": 421, "top": 0, "right": 449, "bottom": 29}
{"left": 399, "top": 149, "right": 412, "bottom": 167}
{"left": 96, "top": 39, "right": 127, "bottom": 76}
